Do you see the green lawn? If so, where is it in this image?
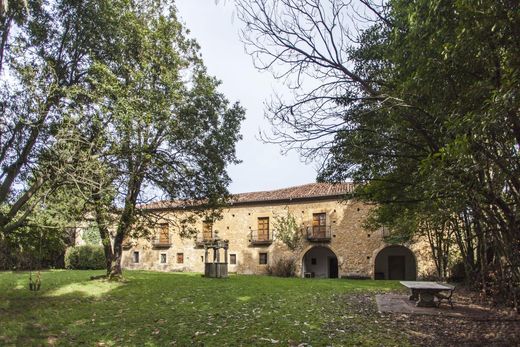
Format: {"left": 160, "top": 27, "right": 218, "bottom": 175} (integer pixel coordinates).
{"left": 0, "top": 270, "right": 409, "bottom": 346}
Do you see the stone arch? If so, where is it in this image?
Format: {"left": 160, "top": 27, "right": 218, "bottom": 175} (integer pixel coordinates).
{"left": 301, "top": 246, "right": 339, "bottom": 278}
{"left": 373, "top": 245, "right": 417, "bottom": 280}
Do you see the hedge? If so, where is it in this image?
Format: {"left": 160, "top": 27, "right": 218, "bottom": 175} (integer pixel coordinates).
{"left": 65, "top": 245, "right": 105, "bottom": 270}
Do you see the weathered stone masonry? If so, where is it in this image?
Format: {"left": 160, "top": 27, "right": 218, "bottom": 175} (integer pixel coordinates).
{"left": 120, "top": 183, "right": 435, "bottom": 279}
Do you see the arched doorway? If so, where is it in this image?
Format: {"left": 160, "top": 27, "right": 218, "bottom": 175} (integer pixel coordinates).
{"left": 302, "top": 246, "right": 338, "bottom": 278}
{"left": 374, "top": 245, "right": 416, "bottom": 280}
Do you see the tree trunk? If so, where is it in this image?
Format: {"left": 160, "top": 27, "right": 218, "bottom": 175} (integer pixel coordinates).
{"left": 107, "top": 171, "right": 145, "bottom": 279}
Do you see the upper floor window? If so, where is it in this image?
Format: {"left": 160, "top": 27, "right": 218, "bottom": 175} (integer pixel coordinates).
{"left": 203, "top": 221, "right": 213, "bottom": 240}
{"left": 158, "top": 223, "right": 169, "bottom": 244}
{"left": 312, "top": 213, "right": 327, "bottom": 236}
{"left": 257, "top": 217, "right": 269, "bottom": 241}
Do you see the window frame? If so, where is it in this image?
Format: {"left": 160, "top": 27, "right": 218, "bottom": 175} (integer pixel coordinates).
{"left": 176, "top": 252, "right": 184, "bottom": 264}
{"left": 259, "top": 252, "right": 268, "bottom": 265}
{"left": 312, "top": 212, "right": 327, "bottom": 236}
{"left": 229, "top": 254, "right": 237, "bottom": 265}
{"left": 133, "top": 251, "right": 139, "bottom": 263}
{"left": 160, "top": 253, "right": 167, "bottom": 264}
{"left": 257, "top": 217, "right": 270, "bottom": 241}
{"left": 202, "top": 221, "right": 213, "bottom": 241}
{"left": 158, "top": 223, "right": 169, "bottom": 244}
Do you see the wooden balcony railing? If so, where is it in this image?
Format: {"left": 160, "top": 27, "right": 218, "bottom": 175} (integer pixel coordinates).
{"left": 152, "top": 237, "right": 172, "bottom": 248}
{"left": 306, "top": 226, "right": 332, "bottom": 242}
{"left": 249, "top": 230, "right": 273, "bottom": 246}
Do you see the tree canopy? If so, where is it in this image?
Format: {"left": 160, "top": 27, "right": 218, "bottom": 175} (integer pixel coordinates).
{"left": 237, "top": 0, "right": 519, "bottom": 308}
{"left": 1, "top": 0, "right": 245, "bottom": 276}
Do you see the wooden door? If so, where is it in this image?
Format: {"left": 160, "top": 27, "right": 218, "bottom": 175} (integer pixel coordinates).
{"left": 312, "top": 213, "right": 326, "bottom": 238}
{"left": 159, "top": 224, "right": 169, "bottom": 243}
{"left": 388, "top": 256, "right": 406, "bottom": 280}
{"left": 257, "top": 217, "right": 269, "bottom": 241}
{"left": 328, "top": 257, "right": 338, "bottom": 278}
{"left": 203, "top": 222, "right": 213, "bottom": 240}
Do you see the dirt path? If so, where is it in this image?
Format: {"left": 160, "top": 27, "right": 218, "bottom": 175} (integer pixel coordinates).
{"left": 341, "top": 292, "right": 520, "bottom": 346}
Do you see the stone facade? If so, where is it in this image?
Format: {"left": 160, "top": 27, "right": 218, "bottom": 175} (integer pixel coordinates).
{"left": 120, "top": 183, "right": 434, "bottom": 279}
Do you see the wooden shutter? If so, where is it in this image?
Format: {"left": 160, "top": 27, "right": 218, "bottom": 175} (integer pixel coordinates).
{"left": 257, "top": 217, "right": 269, "bottom": 240}
{"left": 312, "top": 213, "right": 326, "bottom": 237}
{"left": 159, "top": 224, "right": 169, "bottom": 243}
{"left": 203, "top": 222, "right": 213, "bottom": 240}
{"left": 177, "top": 253, "right": 184, "bottom": 264}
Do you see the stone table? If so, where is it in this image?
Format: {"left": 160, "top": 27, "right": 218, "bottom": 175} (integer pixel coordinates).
{"left": 400, "top": 281, "right": 455, "bottom": 307}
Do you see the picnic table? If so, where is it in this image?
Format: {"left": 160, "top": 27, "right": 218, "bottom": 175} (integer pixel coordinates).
{"left": 400, "top": 281, "right": 455, "bottom": 307}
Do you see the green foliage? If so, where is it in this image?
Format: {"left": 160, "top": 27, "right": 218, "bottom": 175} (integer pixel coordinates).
{"left": 272, "top": 211, "right": 303, "bottom": 251}
{"left": 82, "top": 223, "right": 101, "bottom": 246}
{"left": 64, "top": 245, "right": 105, "bottom": 270}
{"left": 238, "top": 0, "right": 519, "bottom": 305}
{"left": 266, "top": 256, "right": 297, "bottom": 277}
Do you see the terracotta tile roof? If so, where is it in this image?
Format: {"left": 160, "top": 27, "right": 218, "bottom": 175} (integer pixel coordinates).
{"left": 231, "top": 182, "right": 354, "bottom": 204}
{"left": 141, "top": 182, "right": 354, "bottom": 210}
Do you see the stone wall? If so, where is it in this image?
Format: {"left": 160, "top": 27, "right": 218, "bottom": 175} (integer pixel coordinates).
{"left": 121, "top": 197, "right": 435, "bottom": 278}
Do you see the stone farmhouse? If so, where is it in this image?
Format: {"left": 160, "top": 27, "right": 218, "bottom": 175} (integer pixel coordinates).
{"left": 121, "top": 183, "right": 433, "bottom": 279}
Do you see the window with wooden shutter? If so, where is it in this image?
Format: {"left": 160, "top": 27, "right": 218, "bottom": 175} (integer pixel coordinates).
{"left": 177, "top": 253, "right": 184, "bottom": 264}
{"left": 257, "top": 217, "right": 269, "bottom": 241}
{"left": 312, "top": 213, "right": 327, "bottom": 238}
{"left": 203, "top": 221, "right": 213, "bottom": 240}
{"left": 158, "top": 223, "right": 169, "bottom": 244}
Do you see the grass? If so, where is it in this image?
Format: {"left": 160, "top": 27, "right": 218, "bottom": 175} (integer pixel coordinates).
{"left": 0, "top": 270, "right": 409, "bottom": 346}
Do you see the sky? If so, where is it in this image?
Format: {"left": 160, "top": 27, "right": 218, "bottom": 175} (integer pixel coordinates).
{"left": 175, "top": 0, "right": 317, "bottom": 194}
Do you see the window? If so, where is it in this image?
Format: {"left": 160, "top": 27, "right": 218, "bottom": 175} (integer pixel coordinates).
{"left": 202, "top": 221, "right": 213, "bottom": 240}
{"left": 177, "top": 253, "right": 184, "bottom": 264}
{"left": 257, "top": 217, "right": 269, "bottom": 241}
{"left": 311, "top": 258, "right": 317, "bottom": 265}
{"left": 259, "top": 252, "right": 268, "bottom": 265}
{"left": 158, "top": 223, "right": 169, "bottom": 244}
{"left": 133, "top": 251, "right": 139, "bottom": 263}
{"left": 160, "top": 253, "right": 167, "bottom": 264}
{"left": 312, "top": 213, "right": 327, "bottom": 237}
{"left": 229, "top": 254, "right": 237, "bottom": 265}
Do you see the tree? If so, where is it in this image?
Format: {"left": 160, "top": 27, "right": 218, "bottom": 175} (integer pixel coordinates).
{"left": 273, "top": 210, "right": 303, "bottom": 252}
{"left": 0, "top": 0, "right": 126, "bottom": 235}
{"left": 237, "top": 0, "right": 519, "bottom": 307}
{"left": 72, "top": 0, "right": 245, "bottom": 279}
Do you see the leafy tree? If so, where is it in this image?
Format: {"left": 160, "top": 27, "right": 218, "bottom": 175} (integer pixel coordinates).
{"left": 273, "top": 211, "right": 303, "bottom": 251}
{"left": 70, "top": 0, "right": 245, "bottom": 279}
{"left": 237, "top": 0, "right": 519, "bottom": 307}
{"left": 0, "top": 0, "right": 125, "bottom": 235}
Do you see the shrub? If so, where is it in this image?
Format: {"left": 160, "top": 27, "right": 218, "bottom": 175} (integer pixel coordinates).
{"left": 267, "top": 256, "right": 296, "bottom": 277}
{"left": 65, "top": 245, "right": 105, "bottom": 270}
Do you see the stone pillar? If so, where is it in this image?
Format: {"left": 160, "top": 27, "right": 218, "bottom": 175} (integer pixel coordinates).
{"left": 224, "top": 247, "right": 228, "bottom": 264}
